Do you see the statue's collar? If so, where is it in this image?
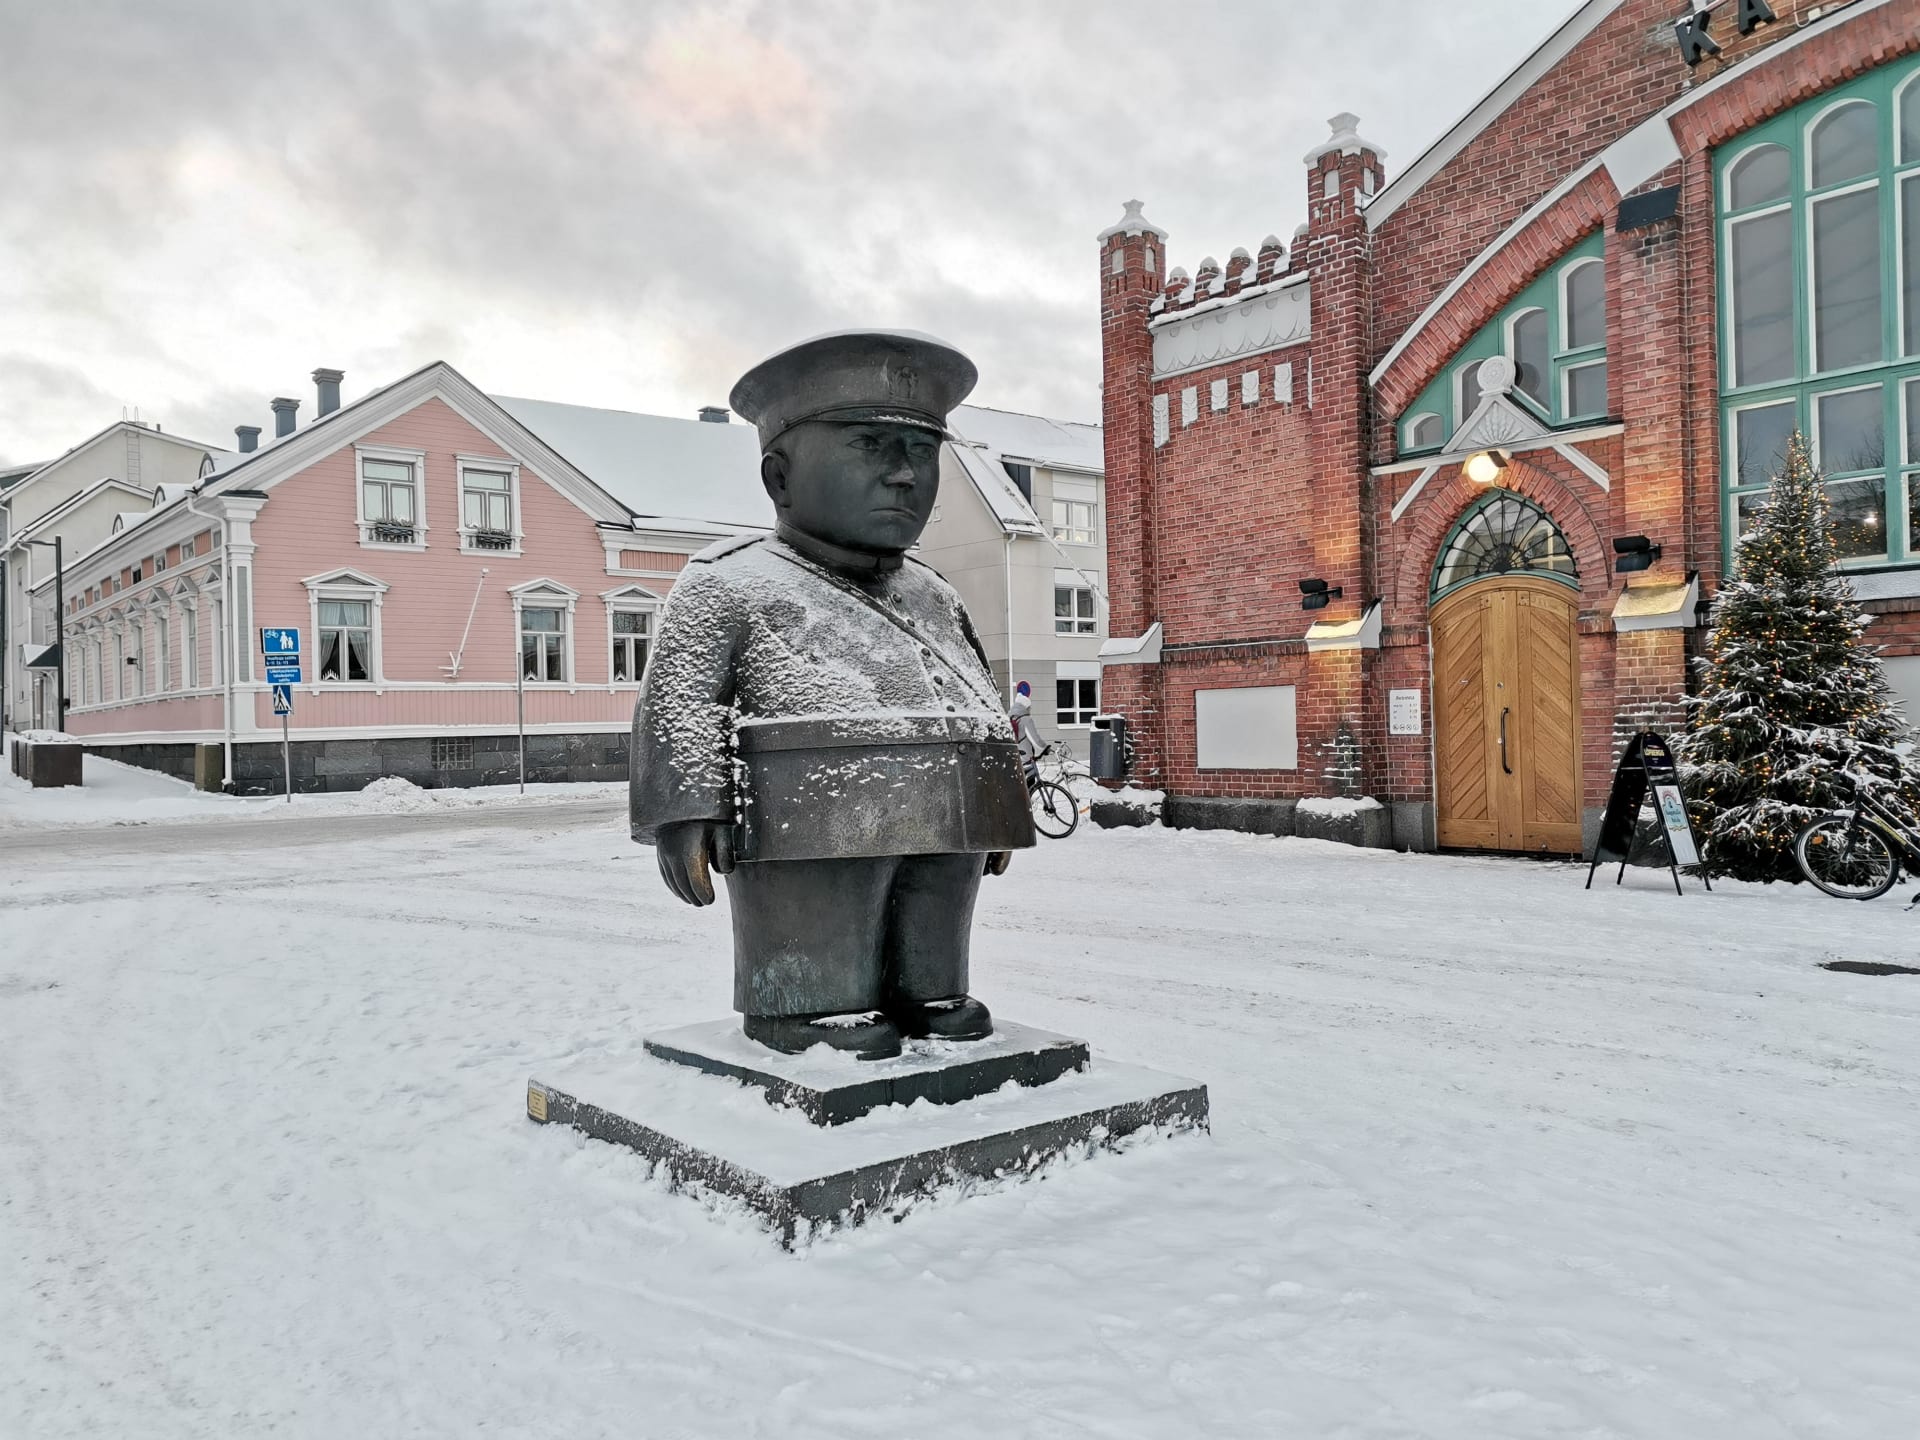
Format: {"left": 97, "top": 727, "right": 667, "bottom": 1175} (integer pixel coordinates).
{"left": 774, "top": 521, "right": 904, "bottom": 577}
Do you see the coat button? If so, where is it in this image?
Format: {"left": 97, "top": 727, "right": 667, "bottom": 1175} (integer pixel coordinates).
{"left": 944, "top": 703, "right": 956, "bottom": 713}
{"left": 932, "top": 673, "right": 945, "bottom": 685}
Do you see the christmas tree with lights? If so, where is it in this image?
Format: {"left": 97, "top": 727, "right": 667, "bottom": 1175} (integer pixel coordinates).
{"left": 1678, "top": 431, "right": 1908, "bottom": 882}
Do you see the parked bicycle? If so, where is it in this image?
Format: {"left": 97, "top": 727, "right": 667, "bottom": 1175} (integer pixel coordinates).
{"left": 1027, "top": 741, "right": 1086, "bottom": 840}
{"left": 1793, "top": 769, "right": 1920, "bottom": 900}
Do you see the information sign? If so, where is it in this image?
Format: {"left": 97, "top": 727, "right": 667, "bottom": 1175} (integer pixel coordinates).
{"left": 271, "top": 684, "right": 293, "bottom": 717}
{"left": 265, "top": 661, "right": 303, "bottom": 686}
{"left": 1388, "top": 689, "right": 1423, "bottom": 736}
{"left": 259, "top": 627, "right": 301, "bottom": 656}
{"left": 1585, "top": 730, "right": 1709, "bottom": 894}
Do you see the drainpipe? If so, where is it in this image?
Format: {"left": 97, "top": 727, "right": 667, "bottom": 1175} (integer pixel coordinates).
{"left": 1003, "top": 533, "right": 1016, "bottom": 703}
{"left": 184, "top": 491, "right": 234, "bottom": 786}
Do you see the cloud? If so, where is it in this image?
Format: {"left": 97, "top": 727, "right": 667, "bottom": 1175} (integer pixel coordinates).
{"left": 0, "top": 0, "right": 1552, "bottom": 462}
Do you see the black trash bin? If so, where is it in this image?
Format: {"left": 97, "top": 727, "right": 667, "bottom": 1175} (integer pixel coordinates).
{"left": 1089, "top": 713, "right": 1129, "bottom": 781}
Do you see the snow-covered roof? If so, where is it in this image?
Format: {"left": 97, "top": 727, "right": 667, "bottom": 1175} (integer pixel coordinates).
{"left": 492, "top": 395, "right": 769, "bottom": 531}
{"left": 948, "top": 405, "right": 1103, "bottom": 476}
{"left": 948, "top": 442, "right": 1046, "bottom": 538}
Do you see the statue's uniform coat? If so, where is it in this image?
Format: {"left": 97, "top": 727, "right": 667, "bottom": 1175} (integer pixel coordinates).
{"left": 631, "top": 533, "right": 1033, "bottom": 1017}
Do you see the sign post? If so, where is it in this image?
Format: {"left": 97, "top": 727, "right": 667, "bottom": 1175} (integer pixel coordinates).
{"left": 260, "top": 629, "right": 301, "bottom": 803}
{"left": 1585, "top": 730, "right": 1709, "bottom": 895}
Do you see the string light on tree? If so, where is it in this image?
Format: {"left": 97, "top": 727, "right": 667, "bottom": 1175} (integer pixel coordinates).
{"left": 1675, "top": 431, "right": 1909, "bottom": 881}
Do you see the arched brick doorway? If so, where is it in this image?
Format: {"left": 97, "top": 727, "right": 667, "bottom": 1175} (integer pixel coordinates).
{"left": 1429, "top": 492, "right": 1583, "bottom": 854}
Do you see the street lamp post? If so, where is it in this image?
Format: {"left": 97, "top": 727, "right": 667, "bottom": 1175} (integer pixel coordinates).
{"left": 25, "top": 536, "right": 65, "bottom": 733}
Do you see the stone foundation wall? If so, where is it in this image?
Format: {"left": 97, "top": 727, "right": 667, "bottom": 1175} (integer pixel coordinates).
{"left": 85, "top": 731, "right": 629, "bottom": 797}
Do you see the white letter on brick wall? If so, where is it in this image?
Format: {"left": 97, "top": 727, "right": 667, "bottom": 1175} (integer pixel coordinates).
{"left": 1152, "top": 394, "right": 1169, "bottom": 447}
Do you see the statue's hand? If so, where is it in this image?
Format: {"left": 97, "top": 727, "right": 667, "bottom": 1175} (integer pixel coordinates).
{"left": 984, "top": 850, "right": 1012, "bottom": 877}
{"left": 656, "top": 820, "right": 736, "bottom": 906}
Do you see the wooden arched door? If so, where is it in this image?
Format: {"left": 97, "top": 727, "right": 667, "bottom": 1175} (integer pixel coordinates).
{"left": 1431, "top": 576, "right": 1583, "bottom": 853}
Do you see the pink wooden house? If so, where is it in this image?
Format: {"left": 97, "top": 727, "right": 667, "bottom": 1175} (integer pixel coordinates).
{"left": 40, "top": 363, "right": 753, "bottom": 793}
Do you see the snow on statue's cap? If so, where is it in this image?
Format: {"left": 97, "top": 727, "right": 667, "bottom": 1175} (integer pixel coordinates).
{"left": 729, "top": 329, "right": 979, "bottom": 452}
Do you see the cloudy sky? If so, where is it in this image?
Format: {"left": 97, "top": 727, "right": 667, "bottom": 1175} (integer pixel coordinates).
{"left": 1, "top": 0, "right": 1553, "bottom": 468}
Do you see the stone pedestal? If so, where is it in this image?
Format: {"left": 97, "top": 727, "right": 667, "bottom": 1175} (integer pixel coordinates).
{"left": 528, "top": 1021, "right": 1208, "bottom": 1245}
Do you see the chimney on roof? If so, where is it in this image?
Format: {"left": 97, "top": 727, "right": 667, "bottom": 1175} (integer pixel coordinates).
{"left": 235, "top": 425, "right": 261, "bottom": 454}
{"left": 270, "top": 397, "right": 299, "bottom": 438}
{"left": 698, "top": 405, "right": 730, "bottom": 424}
{"left": 312, "top": 368, "right": 343, "bottom": 417}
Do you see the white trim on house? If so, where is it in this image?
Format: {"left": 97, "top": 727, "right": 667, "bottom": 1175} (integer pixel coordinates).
{"left": 1368, "top": 0, "right": 1899, "bottom": 390}
{"left": 202, "top": 362, "right": 636, "bottom": 532}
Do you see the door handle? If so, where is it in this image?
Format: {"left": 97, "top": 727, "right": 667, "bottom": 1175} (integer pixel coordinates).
{"left": 1499, "top": 706, "right": 1512, "bottom": 775}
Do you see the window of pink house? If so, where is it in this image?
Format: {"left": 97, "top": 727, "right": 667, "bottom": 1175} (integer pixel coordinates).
{"left": 319, "top": 600, "right": 372, "bottom": 682}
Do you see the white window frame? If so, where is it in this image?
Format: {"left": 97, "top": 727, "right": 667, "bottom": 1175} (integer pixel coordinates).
{"left": 153, "top": 598, "right": 172, "bottom": 695}
{"left": 1724, "top": 141, "right": 1792, "bottom": 213}
{"left": 509, "top": 579, "right": 580, "bottom": 689}
{"left": 1806, "top": 97, "right": 1881, "bottom": 192}
{"left": 302, "top": 568, "right": 390, "bottom": 688}
{"left": 1561, "top": 358, "right": 1609, "bottom": 420}
{"left": 602, "top": 586, "right": 663, "bottom": 688}
{"left": 210, "top": 591, "right": 225, "bottom": 688}
{"left": 1455, "top": 358, "right": 1487, "bottom": 420}
{"left": 1505, "top": 305, "right": 1551, "bottom": 413}
{"left": 1558, "top": 256, "right": 1607, "bottom": 354}
{"left": 355, "top": 444, "right": 429, "bottom": 551}
{"left": 1404, "top": 411, "right": 1444, "bottom": 450}
{"left": 1050, "top": 480, "right": 1099, "bottom": 547}
{"left": 1053, "top": 576, "right": 1098, "bottom": 636}
{"left": 124, "top": 615, "right": 144, "bottom": 699}
{"left": 182, "top": 598, "right": 200, "bottom": 691}
{"left": 457, "top": 455, "right": 524, "bottom": 556}
{"left": 1056, "top": 673, "right": 1101, "bottom": 728}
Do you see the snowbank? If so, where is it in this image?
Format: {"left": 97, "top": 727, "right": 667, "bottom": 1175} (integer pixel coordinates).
{"left": 6, "top": 823, "right": 1918, "bottom": 1435}
{"left": 0, "top": 737, "right": 621, "bottom": 831}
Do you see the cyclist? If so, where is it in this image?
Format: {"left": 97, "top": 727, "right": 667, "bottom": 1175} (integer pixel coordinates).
{"left": 1009, "top": 680, "right": 1042, "bottom": 790}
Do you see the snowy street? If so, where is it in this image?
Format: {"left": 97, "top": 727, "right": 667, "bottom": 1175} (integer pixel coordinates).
{"left": 5, "top": 804, "right": 1920, "bottom": 1438}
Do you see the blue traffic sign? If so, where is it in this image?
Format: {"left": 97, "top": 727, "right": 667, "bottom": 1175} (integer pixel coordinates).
{"left": 271, "top": 684, "right": 294, "bottom": 716}
{"left": 259, "top": 627, "right": 301, "bottom": 656}
{"left": 265, "top": 662, "right": 303, "bottom": 686}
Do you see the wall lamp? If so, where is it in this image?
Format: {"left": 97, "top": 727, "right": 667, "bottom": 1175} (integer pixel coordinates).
{"left": 1299, "top": 578, "right": 1343, "bottom": 612}
{"left": 1613, "top": 535, "right": 1662, "bottom": 574}
{"left": 1463, "top": 448, "right": 1511, "bottom": 486}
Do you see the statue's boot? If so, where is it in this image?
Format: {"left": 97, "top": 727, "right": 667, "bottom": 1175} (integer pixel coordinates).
{"left": 891, "top": 995, "right": 993, "bottom": 1042}
{"left": 743, "top": 1011, "right": 903, "bottom": 1061}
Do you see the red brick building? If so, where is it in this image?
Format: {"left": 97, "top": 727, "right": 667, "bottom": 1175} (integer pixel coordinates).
{"left": 1097, "top": 0, "right": 1920, "bottom": 852}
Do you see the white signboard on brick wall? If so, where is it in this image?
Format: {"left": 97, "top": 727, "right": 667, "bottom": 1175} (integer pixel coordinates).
{"left": 1195, "top": 685, "right": 1297, "bottom": 770}
{"left": 1389, "top": 688, "right": 1423, "bottom": 736}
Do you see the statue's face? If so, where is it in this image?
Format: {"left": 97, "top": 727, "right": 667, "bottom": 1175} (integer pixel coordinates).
{"left": 763, "top": 420, "right": 941, "bottom": 554}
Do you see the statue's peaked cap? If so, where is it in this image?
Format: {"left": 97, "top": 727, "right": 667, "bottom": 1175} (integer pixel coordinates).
{"left": 729, "top": 329, "right": 978, "bottom": 452}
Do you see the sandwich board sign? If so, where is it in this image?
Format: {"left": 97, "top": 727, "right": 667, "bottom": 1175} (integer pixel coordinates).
{"left": 1585, "top": 730, "right": 1709, "bottom": 895}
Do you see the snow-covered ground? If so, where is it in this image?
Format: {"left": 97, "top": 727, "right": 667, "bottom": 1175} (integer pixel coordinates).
{"left": 0, "top": 732, "right": 622, "bottom": 829}
{"left": 4, "top": 812, "right": 1919, "bottom": 1438}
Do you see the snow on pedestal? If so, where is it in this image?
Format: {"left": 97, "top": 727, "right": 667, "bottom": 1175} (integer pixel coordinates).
{"left": 528, "top": 1023, "right": 1208, "bottom": 1246}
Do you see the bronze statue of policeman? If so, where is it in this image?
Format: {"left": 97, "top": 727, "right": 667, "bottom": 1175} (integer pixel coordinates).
{"left": 630, "top": 330, "right": 1034, "bottom": 1061}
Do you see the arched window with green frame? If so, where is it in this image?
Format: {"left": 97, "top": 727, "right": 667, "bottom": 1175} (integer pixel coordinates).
{"left": 1717, "top": 55, "right": 1920, "bottom": 568}
{"left": 1398, "top": 231, "right": 1610, "bottom": 457}
{"left": 1430, "top": 490, "right": 1579, "bottom": 600}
